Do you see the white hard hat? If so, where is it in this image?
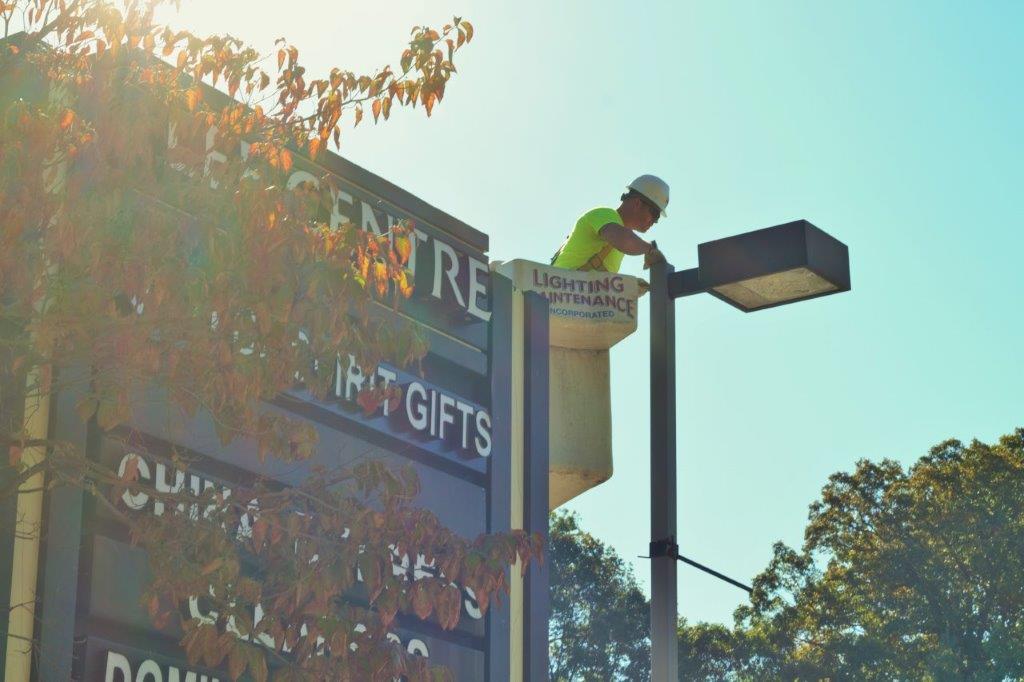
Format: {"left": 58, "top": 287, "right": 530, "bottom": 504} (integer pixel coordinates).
{"left": 627, "top": 174, "right": 670, "bottom": 217}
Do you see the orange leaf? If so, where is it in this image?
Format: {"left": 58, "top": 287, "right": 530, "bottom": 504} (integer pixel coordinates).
{"left": 357, "top": 388, "right": 382, "bottom": 416}
{"left": 387, "top": 387, "right": 403, "bottom": 414}
{"left": 397, "top": 271, "right": 413, "bottom": 298}
{"left": 227, "top": 644, "right": 246, "bottom": 681}
{"left": 371, "top": 98, "right": 382, "bottom": 123}
{"left": 394, "top": 235, "right": 412, "bottom": 265}
{"left": 59, "top": 109, "right": 75, "bottom": 131}
{"left": 411, "top": 581, "right": 433, "bottom": 620}
{"left": 201, "top": 557, "right": 224, "bottom": 575}
{"left": 280, "top": 148, "right": 293, "bottom": 173}
{"left": 373, "top": 262, "right": 388, "bottom": 296}
{"left": 120, "top": 455, "right": 140, "bottom": 482}
{"left": 254, "top": 303, "right": 271, "bottom": 335}
{"left": 76, "top": 396, "right": 98, "bottom": 422}
{"left": 249, "top": 650, "right": 268, "bottom": 682}
{"left": 251, "top": 519, "right": 267, "bottom": 550}
{"left": 438, "top": 584, "right": 462, "bottom": 630}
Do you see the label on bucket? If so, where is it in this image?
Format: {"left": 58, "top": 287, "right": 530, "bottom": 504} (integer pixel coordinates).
{"left": 493, "top": 259, "right": 641, "bottom": 350}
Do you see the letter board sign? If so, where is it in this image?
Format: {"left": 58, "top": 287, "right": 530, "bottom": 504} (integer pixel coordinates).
{"left": 31, "top": 146, "right": 515, "bottom": 680}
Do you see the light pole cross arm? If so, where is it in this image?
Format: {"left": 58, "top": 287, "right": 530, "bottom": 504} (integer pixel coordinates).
{"left": 666, "top": 267, "right": 703, "bottom": 299}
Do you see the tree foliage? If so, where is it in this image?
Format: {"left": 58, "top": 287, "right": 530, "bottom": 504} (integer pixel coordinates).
{"left": 0, "top": 3, "right": 541, "bottom": 680}
{"left": 554, "top": 429, "right": 1024, "bottom": 681}
{"left": 548, "top": 510, "right": 651, "bottom": 681}
{"left": 735, "top": 428, "right": 1024, "bottom": 680}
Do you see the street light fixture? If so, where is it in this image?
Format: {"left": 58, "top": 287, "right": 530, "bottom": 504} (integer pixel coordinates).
{"left": 647, "top": 219, "right": 850, "bottom": 681}
{"left": 668, "top": 219, "right": 851, "bottom": 309}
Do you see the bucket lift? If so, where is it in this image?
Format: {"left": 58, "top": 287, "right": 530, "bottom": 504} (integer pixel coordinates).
{"left": 493, "top": 260, "right": 642, "bottom": 509}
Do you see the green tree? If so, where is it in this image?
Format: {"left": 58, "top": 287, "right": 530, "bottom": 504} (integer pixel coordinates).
{"left": 737, "top": 429, "right": 1024, "bottom": 680}
{"left": 549, "top": 510, "right": 651, "bottom": 681}
{"left": 550, "top": 511, "right": 741, "bottom": 681}
{"left": 676, "top": 619, "right": 745, "bottom": 681}
{"left": 555, "top": 429, "right": 1024, "bottom": 681}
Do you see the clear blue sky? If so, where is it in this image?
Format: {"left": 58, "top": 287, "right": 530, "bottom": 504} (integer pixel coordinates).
{"left": 164, "top": 1, "right": 1024, "bottom": 625}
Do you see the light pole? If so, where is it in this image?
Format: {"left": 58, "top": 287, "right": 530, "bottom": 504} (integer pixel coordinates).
{"left": 647, "top": 219, "right": 851, "bottom": 680}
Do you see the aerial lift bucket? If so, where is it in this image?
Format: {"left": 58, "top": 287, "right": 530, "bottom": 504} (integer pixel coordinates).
{"left": 493, "top": 260, "right": 642, "bottom": 509}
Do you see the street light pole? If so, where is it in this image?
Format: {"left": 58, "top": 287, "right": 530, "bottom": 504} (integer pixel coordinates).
{"left": 644, "top": 220, "right": 851, "bottom": 680}
{"left": 649, "top": 260, "right": 678, "bottom": 681}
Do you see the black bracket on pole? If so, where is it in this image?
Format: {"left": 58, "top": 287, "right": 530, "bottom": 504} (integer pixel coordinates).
{"left": 647, "top": 536, "right": 679, "bottom": 559}
{"left": 641, "top": 540, "right": 753, "bottom": 594}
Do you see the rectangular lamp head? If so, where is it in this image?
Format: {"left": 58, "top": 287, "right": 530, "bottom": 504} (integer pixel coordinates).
{"left": 697, "top": 220, "right": 851, "bottom": 312}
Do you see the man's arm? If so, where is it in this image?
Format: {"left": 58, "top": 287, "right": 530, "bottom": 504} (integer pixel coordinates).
{"left": 599, "top": 223, "right": 655, "bottom": 256}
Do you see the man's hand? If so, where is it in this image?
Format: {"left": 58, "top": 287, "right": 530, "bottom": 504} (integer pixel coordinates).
{"left": 643, "top": 242, "right": 665, "bottom": 270}
{"left": 598, "top": 223, "right": 664, "bottom": 267}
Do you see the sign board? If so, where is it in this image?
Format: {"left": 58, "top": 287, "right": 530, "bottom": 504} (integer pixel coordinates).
{"left": 29, "top": 128, "right": 508, "bottom": 680}
{"left": 63, "top": 335, "right": 493, "bottom": 679}
{"left": 4, "top": 55, "right": 550, "bottom": 682}
{"left": 283, "top": 356, "right": 493, "bottom": 476}
{"left": 194, "top": 112, "right": 492, "bottom": 350}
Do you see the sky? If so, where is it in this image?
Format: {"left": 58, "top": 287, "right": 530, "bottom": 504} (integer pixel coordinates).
{"left": 158, "top": 1, "right": 1024, "bottom": 626}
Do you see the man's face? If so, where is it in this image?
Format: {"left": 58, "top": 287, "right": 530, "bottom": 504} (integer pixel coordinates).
{"left": 627, "top": 195, "right": 660, "bottom": 233}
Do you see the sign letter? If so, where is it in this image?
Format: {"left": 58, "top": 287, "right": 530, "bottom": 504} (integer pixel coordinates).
{"left": 104, "top": 652, "right": 132, "bottom": 682}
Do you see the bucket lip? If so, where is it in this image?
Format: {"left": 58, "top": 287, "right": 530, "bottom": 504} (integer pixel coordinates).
{"left": 494, "top": 259, "right": 641, "bottom": 350}
{"left": 494, "top": 257, "right": 643, "bottom": 283}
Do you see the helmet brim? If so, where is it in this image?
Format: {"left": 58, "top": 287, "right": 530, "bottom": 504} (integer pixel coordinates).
{"left": 629, "top": 186, "right": 668, "bottom": 218}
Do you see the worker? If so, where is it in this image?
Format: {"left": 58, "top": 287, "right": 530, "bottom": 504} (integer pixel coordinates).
{"left": 551, "top": 175, "right": 669, "bottom": 273}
